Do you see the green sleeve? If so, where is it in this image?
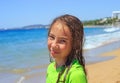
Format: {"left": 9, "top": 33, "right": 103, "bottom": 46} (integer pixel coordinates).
{"left": 69, "top": 70, "right": 87, "bottom": 83}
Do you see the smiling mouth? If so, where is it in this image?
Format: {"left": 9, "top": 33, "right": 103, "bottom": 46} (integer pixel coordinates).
{"left": 50, "top": 50, "right": 60, "bottom": 55}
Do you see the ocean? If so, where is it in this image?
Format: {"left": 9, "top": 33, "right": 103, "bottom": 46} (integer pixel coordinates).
{"left": 0, "top": 27, "right": 120, "bottom": 83}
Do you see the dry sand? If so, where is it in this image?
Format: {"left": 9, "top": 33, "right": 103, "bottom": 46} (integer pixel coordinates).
{"left": 86, "top": 48, "right": 120, "bottom": 83}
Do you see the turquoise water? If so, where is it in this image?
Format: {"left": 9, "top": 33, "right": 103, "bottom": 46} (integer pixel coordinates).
{"left": 0, "top": 29, "right": 49, "bottom": 68}
{"left": 0, "top": 27, "right": 120, "bottom": 82}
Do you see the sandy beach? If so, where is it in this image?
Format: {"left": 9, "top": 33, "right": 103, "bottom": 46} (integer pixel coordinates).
{"left": 86, "top": 47, "right": 120, "bottom": 83}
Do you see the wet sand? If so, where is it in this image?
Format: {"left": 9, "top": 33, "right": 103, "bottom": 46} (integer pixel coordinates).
{"left": 86, "top": 48, "right": 120, "bottom": 83}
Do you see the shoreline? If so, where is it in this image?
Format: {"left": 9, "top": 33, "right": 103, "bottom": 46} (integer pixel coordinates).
{"left": 0, "top": 37, "right": 120, "bottom": 83}
{"left": 84, "top": 40, "right": 120, "bottom": 64}
{"left": 18, "top": 40, "right": 120, "bottom": 83}
{"left": 17, "top": 40, "right": 120, "bottom": 83}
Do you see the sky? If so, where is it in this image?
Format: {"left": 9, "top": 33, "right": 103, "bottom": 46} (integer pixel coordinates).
{"left": 0, "top": 0, "right": 120, "bottom": 29}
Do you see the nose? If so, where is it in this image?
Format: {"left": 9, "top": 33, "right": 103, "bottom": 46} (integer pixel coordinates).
{"left": 51, "top": 40, "right": 58, "bottom": 50}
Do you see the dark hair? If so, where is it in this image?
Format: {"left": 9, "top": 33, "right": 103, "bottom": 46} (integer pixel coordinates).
{"left": 48, "top": 14, "right": 86, "bottom": 82}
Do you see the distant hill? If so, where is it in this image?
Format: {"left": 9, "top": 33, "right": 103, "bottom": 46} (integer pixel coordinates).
{"left": 0, "top": 24, "right": 50, "bottom": 30}
{"left": 22, "top": 24, "right": 50, "bottom": 29}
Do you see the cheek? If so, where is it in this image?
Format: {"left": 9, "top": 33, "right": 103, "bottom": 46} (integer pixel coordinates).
{"left": 60, "top": 45, "right": 68, "bottom": 50}
{"left": 61, "top": 44, "right": 72, "bottom": 53}
{"left": 60, "top": 44, "right": 72, "bottom": 57}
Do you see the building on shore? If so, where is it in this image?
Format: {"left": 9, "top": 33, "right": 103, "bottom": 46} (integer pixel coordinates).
{"left": 112, "top": 11, "right": 120, "bottom": 27}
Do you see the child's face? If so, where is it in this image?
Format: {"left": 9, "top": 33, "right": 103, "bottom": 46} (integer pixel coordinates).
{"left": 48, "top": 21, "right": 72, "bottom": 62}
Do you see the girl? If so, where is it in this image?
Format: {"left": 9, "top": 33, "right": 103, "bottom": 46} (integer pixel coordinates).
{"left": 46, "top": 14, "right": 87, "bottom": 83}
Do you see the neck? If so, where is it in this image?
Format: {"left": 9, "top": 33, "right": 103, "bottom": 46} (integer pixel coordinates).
{"left": 55, "top": 58, "right": 66, "bottom": 68}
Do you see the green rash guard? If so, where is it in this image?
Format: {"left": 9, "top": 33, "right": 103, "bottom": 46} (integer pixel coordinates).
{"left": 46, "top": 59, "right": 87, "bottom": 83}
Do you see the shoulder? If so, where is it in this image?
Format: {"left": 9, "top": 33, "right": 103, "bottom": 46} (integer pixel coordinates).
{"left": 47, "top": 62, "right": 55, "bottom": 72}
{"left": 69, "top": 68, "right": 86, "bottom": 81}
{"left": 67, "top": 60, "right": 87, "bottom": 83}
{"left": 70, "top": 59, "right": 85, "bottom": 72}
{"left": 69, "top": 62, "right": 86, "bottom": 78}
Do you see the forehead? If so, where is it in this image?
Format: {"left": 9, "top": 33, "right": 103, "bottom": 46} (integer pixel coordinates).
{"left": 50, "top": 21, "right": 71, "bottom": 37}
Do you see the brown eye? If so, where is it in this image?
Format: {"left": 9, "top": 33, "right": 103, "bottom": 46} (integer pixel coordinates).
{"left": 59, "top": 39, "right": 66, "bottom": 44}
{"left": 48, "top": 35, "right": 54, "bottom": 40}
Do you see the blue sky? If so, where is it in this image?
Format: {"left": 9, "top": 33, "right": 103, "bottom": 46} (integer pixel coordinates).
{"left": 0, "top": 0, "right": 120, "bottom": 29}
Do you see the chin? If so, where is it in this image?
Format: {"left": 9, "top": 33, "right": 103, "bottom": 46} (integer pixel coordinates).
{"left": 50, "top": 54, "right": 59, "bottom": 59}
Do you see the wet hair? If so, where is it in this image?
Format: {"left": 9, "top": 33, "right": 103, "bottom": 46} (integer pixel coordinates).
{"left": 48, "top": 14, "right": 86, "bottom": 82}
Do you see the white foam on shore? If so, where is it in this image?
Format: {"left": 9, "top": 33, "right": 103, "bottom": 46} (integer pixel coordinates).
{"left": 17, "top": 76, "right": 25, "bottom": 83}
{"left": 104, "top": 27, "right": 120, "bottom": 32}
{"left": 84, "top": 30, "right": 120, "bottom": 50}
